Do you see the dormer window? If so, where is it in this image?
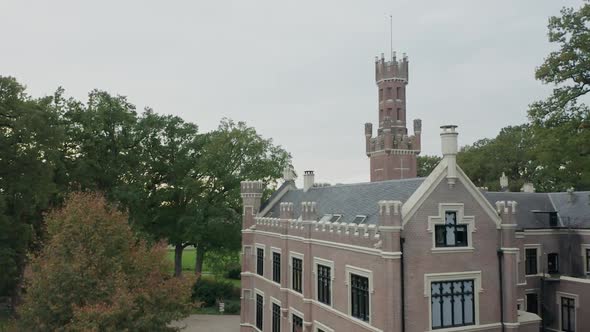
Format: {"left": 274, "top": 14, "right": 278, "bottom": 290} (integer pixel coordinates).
{"left": 353, "top": 215, "right": 367, "bottom": 224}
{"left": 435, "top": 211, "right": 468, "bottom": 247}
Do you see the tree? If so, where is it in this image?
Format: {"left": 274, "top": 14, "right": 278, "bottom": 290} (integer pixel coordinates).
{"left": 18, "top": 192, "right": 193, "bottom": 331}
{"left": 417, "top": 155, "right": 441, "bottom": 177}
{"left": 458, "top": 125, "right": 537, "bottom": 191}
{"left": 0, "top": 77, "right": 64, "bottom": 300}
{"left": 191, "top": 119, "right": 290, "bottom": 275}
{"left": 528, "top": 1, "right": 590, "bottom": 190}
{"left": 128, "top": 110, "right": 205, "bottom": 277}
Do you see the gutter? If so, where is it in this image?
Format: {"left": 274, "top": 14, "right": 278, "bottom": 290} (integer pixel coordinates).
{"left": 497, "top": 249, "right": 505, "bottom": 332}
{"left": 401, "top": 237, "right": 406, "bottom": 332}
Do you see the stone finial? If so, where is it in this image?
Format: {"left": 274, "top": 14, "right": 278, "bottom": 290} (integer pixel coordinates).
{"left": 495, "top": 201, "right": 506, "bottom": 214}
{"left": 280, "top": 202, "right": 294, "bottom": 219}
{"left": 500, "top": 172, "right": 509, "bottom": 191}
{"left": 282, "top": 164, "right": 296, "bottom": 182}
{"left": 301, "top": 201, "right": 318, "bottom": 220}
{"left": 414, "top": 119, "right": 422, "bottom": 133}
{"left": 365, "top": 123, "right": 373, "bottom": 137}
{"left": 521, "top": 183, "right": 535, "bottom": 193}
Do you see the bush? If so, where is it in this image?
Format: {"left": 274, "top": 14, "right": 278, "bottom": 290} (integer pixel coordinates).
{"left": 17, "top": 193, "right": 194, "bottom": 332}
{"left": 223, "top": 300, "right": 240, "bottom": 314}
{"left": 192, "top": 278, "right": 238, "bottom": 307}
{"left": 225, "top": 264, "right": 242, "bottom": 280}
{"left": 206, "top": 250, "right": 241, "bottom": 277}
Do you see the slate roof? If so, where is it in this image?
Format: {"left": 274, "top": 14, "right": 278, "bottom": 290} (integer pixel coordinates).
{"left": 263, "top": 178, "right": 425, "bottom": 224}
{"left": 262, "top": 177, "right": 590, "bottom": 229}
{"left": 483, "top": 191, "right": 590, "bottom": 229}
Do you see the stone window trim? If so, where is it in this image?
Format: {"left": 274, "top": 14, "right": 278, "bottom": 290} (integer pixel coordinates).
{"left": 255, "top": 288, "right": 265, "bottom": 332}
{"left": 289, "top": 251, "right": 305, "bottom": 295}
{"left": 271, "top": 247, "right": 282, "bottom": 286}
{"left": 524, "top": 244, "right": 542, "bottom": 277}
{"left": 313, "top": 320, "right": 334, "bottom": 332}
{"left": 424, "top": 271, "right": 483, "bottom": 331}
{"left": 581, "top": 244, "right": 590, "bottom": 275}
{"left": 256, "top": 243, "right": 266, "bottom": 276}
{"left": 289, "top": 307, "right": 306, "bottom": 332}
{"left": 556, "top": 292, "right": 579, "bottom": 332}
{"left": 427, "top": 203, "right": 476, "bottom": 253}
{"left": 313, "top": 257, "right": 335, "bottom": 308}
{"left": 345, "top": 265, "right": 374, "bottom": 324}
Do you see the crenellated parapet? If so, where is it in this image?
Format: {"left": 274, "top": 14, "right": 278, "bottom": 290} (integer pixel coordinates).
{"left": 300, "top": 201, "right": 318, "bottom": 221}
{"left": 375, "top": 52, "right": 409, "bottom": 83}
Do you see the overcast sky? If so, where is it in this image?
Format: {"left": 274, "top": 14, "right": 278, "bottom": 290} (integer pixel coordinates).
{"left": 0, "top": 0, "right": 582, "bottom": 185}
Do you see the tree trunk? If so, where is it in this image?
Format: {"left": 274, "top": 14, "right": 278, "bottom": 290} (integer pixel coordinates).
{"left": 174, "top": 244, "right": 184, "bottom": 277}
{"left": 195, "top": 244, "right": 206, "bottom": 279}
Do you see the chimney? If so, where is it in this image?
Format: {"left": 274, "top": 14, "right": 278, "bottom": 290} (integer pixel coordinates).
{"left": 521, "top": 183, "right": 535, "bottom": 193}
{"left": 500, "top": 172, "right": 509, "bottom": 192}
{"left": 440, "top": 125, "right": 458, "bottom": 186}
{"left": 303, "top": 170, "right": 315, "bottom": 192}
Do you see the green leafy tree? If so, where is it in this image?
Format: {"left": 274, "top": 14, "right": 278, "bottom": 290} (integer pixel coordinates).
{"left": 127, "top": 110, "right": 205, "bottom": 277}
{"left": 417, "top": 155, "right": 442, "bottom": 177}
{"left": 458, "top": 125, "right": 537, "bottom": 191}
{"left": 18, "top": 192, "right": 193, "bottom": 331}
{"left": 191, "top": 119, "right": 290, "bottom": 275}
{"left": 0, "top": 77, "right": 64, "bottom": 299}
{"left": 528, "top": 1, "right": 590, "bottom": 190}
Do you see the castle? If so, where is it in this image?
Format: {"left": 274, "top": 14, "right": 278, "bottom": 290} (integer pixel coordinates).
{"left": 239, "top": 52, "right": 590, "bottom": 332}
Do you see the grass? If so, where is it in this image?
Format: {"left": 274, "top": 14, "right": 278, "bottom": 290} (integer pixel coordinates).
{"left": 165, "top": 248, "right": 241, "bottom": 288}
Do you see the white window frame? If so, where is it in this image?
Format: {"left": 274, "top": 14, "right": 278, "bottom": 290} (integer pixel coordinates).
{"left": 289, "top": 307, "right": 305, "bottom": 332}
{"left": 254, "top": 288, "right": 265, "bottom": 332}
{"left": 581, "top": 244, "right": 590, "bottom": 275}
{"left": 255, "top": 243, "right": 266, "bottom": 277}
{"left": 556, "top": 292, "right": 579, "bottom": 332}
{"left": 271, "top": 247, "right": 282, "bottom": 286}
{"left": 424, "top": 271, "right": 483, "bottom": 331}
{"left": 345, "top": 265, "right": 374, "bottom": 324}
{"left": 270, "top": 296, "right": 282, "bottom": 332}
{"left": 524, "top": 244, "right": 542, "bottom": 277}
{"left": 313, "top": 257, "right": 335, "bottom": 308}
{"left": 313, "top": 320, "right": 334, "bottom": 332}
{"left": 289, "top": 251, "right": 305, "bottom": 295}
{"left": 427, "top": 203, "right": 476, "bottom": 253}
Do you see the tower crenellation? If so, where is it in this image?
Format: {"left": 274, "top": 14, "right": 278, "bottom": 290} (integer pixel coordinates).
{"left": 365, "top": 51, "right": 421, "bottom": 181}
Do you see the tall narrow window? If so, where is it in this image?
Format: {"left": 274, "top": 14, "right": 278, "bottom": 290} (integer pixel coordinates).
{"left": 526, "top": 293, "right": 538, "bottom": 314}
{"left": 387, "top": 108, "right": 392, "bottom": 118}
{"left": 561, "top": 297, "right": 575, "bottom": 332}
{"left": 350, "top": 274, "right": 370, "bottom": 322}
{"left": 379, "top": 89, "right": 383, "bottom": 101}
{"left": 431, "top": 280, "right": 475, "bottom": 329}
{"left": 396, "top": 108, "right": 401, "bottom": 121}
{"left": 256, "top": 294, "right": 264, "bottom": 330}
{"left": 396, "top": 86, "right": 401, "bottom": 99}
{"left": 387, "top": 87, "right": 392, "bottom": 99}
{"left": 317, "top": 264, "right": 332, "bottom": 305}
{"left": 548, "top": 253, "right": 559, "bottom": 274}
{"left": 292, "top": 314, "right": 303, "bottom": 332}
{"left": 257, "top": 248, "right": 264, "bottom": 276}
{"left": 273, "top": 252, "right": 281, "bottom": 283}
{"left": 272, "top": 303, "right": 281, "bottom": 332}
{"left": 292, "top": 257, "right": 302, "bottom": 293}
{"left": 586, "top": 249, "right": 590, "bottom": 275}
{"left": 525, "top": 248, "right": 538, "bottom": 275}
{"left": 435, "top": 211, "right": 467, "bottom": 247}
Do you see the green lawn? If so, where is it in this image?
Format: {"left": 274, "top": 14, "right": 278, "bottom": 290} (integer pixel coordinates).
{"left": 165, "top": 248, "right": 240, "bottom": 288}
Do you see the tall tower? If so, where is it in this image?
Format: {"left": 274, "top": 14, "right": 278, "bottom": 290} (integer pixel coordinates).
{"left": 365, "top": 52, "right": 421, "bottom": 182}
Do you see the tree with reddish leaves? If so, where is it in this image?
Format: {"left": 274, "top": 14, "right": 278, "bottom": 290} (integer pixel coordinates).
{"left": 18, "top": 192, "right": 193, "bottom": 331}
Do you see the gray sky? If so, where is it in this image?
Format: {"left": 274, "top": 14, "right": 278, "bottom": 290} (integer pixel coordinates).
{"left": 0, "top": 0, "right": 582, "bottom": 185}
